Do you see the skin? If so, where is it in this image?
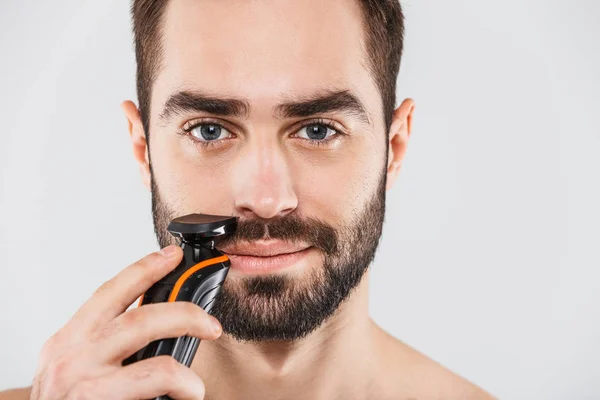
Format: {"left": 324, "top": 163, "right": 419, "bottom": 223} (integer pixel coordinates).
{"left": 0, "top": 0, "right": 496, "bottom": 399}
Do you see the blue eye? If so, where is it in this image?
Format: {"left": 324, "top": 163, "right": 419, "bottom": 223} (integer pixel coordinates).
{"left": 189, "top": 123, "right": 232, "bottom": 142}
{"left": 297, "top": 123, "right": 337, "bottom": 141}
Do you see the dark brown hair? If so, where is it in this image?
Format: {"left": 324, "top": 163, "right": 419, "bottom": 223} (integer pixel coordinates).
{"left": 130, "top": 0, "right": 404, "bottom": 138}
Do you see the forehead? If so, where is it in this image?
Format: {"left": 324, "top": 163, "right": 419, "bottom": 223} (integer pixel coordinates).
{"left": 152, "top": 0, "right": 380, "bottom": 121}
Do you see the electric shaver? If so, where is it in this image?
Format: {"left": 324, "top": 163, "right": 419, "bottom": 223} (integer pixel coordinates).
{"left": 123, "top": 213, "right": 237, "bottom": 398}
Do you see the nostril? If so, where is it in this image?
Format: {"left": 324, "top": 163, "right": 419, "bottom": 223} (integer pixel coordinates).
{"left": 234, "top": 181, "right": 298, "bottom": 220}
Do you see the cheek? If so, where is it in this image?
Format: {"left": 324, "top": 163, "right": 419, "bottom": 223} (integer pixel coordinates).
{"left": 150, "top": 136, "right": 234, "bottom": 213}
{"left": 292, "top": 136, "right": 384, "bottom": 224}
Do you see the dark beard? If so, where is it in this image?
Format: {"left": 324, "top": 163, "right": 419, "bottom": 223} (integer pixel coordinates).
{"left": 150, "top": 169, "right": 386, "bottom": 342}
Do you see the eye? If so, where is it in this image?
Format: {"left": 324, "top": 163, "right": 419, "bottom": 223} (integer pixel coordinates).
{"left": 188, "top": 123, "right": 232, "bottom": 142}
{"left": 296, "top": 123, "right": 338, "bottom": 141}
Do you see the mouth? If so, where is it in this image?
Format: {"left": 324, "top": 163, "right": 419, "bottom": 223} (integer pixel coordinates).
{"left": 219, "top": 240, "right": 313, "bottom": 274}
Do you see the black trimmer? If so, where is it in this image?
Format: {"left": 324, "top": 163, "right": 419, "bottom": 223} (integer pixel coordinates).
{"left": 123, "top": 213, "right": 237, "bottom": 400}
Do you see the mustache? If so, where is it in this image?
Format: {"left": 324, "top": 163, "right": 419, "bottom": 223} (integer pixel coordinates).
{"left": 215, "top": 214, "right": 339, "bottom": 256}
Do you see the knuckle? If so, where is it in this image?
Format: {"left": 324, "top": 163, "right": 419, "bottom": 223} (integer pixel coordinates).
{"left": 136, "top": 257, "right": 168, "bottom": 287}
{"left": 176, "top": 303, "right": 206, "bottom": 332}
{"left": 39, "top": 335, "right": 59, "bottom": 364}
{"left": 144, "top": 356, "right": 204, "bottom": 397}
{"left": 120, "top": 307, "right": 145, "bottom": 327}
{"left": 156, "top": 356, "right": 181, "bottom": 381}
{"left": 178, "top": 303, "right": 216, "bottom": 337}
{"left": 90, "top": 321, "right": 118, "bottom": 343}
{"left": 128, "top": 361, "right": 154, "bottom": 380}
{"left": 66, "top": 381, "right": 96, "bottom": 400}
{"left": 46, "top": 328, "right": 68, "bottom": 349}
{"left": 92, "top": 279, "right": 113, "bottom": 297}
{"left": 139, "top": 265, "right": 159, "bottom": 287}
{"left": 181, "top": 301, "right": 204, "bottom": 318}
{"left": 43, "top": 356, "right": 72, "bottom": 393}
{"left": 69, "top": 309, "right": 86, "bottom": 325}
{"left": 141, "top": 251, "right": 163, "bottom": 265}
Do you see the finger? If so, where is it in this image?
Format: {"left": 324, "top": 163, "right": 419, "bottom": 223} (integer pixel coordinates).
{"left": 72, "top": 245, "right": 183, "bottom": 327}
{"left": 67, "top": 355, "right": 205, "bottom": 400}
{"left": 91, "top": 301, "right": 222, "bottom": 363}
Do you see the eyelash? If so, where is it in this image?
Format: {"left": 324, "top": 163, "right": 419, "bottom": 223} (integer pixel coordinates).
{"left": 179, "top": 118, "right": 346, "bottom": 149}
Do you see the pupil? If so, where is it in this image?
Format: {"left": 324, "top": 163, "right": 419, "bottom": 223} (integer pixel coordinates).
{"left": 307, "top": 124, "right": 328, "bottom": 140}
{"left": 200, "top": 124, "right": 221, "bottom": 140}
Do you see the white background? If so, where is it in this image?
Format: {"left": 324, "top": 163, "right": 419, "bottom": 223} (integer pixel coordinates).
{"left": 1, "top": 1, "right": 599, "bottom": 398}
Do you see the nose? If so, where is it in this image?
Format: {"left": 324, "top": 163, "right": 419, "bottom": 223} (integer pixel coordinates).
{"left": 233, "top": 135, "right": 298, "bottom": 220}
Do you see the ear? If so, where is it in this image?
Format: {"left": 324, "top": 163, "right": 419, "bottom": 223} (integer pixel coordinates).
{"left": 386, "top": 98, "right": 415, "bottom": 191}
{"left": 121, "top": 100, "right": 151, "bottom": 191}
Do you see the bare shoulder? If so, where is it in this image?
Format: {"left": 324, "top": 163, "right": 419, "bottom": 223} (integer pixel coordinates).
{"left": 0, "top": 387, "right": 31, "bottom": 400}
{"left": 373, "top": 325, "right": 496, "bottom": 400}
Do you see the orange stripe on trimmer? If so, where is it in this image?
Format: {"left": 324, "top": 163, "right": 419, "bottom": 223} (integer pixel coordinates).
{"left": 136, "top": 255, "right": 229, "bottom": 307}
{"left": 168, "top": 255, "right": 229, "bottom": 302}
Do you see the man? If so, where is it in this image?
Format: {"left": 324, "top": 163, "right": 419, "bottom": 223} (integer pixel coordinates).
{"left": 1, "top": 0, "right": 494, "bottom": 399}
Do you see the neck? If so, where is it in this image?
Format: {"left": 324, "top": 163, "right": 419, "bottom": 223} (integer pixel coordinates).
{"left": 192, "top": 271, "right": 378, "bottom": 400}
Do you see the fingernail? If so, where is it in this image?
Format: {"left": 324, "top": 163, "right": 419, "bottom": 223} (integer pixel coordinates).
{"left": 211, "top": 317, "right": 222, "bottom": 335}
{"left": 159, "top": 245, "right": 178, "bottom": 256}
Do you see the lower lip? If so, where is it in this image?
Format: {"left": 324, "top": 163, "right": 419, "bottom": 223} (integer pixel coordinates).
{"left": 226, "top": 248, "right": 312, "bottom": 274}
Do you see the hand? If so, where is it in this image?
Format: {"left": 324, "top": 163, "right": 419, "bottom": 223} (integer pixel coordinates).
{"left": 30, "top": 245, "right": 222, "bottom": 400}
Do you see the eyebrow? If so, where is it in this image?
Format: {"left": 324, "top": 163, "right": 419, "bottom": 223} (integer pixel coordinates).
{"left": 158, "top": 89, "right": 371, "bottom": 126}
{"left": 274, "top": 89, "right": 371, "bottom": 126}
{"left": 158, "top": 91, "right": 250, "bottom": 123}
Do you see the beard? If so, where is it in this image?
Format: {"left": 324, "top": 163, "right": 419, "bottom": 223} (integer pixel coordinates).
{"left": 150, "top": 169, "right": 387, "bottom": 342}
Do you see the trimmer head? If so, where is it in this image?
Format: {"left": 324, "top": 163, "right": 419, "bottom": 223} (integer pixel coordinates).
{"left": 167, "top": 213, "right": 237, "bottom": 244}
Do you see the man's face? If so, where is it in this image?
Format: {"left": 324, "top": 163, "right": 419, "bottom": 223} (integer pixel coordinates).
{"left": 146, "top": 0, "right": 390, "bottom": 341}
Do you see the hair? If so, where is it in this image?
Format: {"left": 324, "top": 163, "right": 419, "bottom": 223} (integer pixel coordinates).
{"left": 130, "top": 0, "right": 404, "bottom": 139}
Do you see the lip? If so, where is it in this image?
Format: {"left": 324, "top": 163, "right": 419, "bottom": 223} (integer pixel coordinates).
{"left": 219, "top": 240, "right": 311, "bottom": 257}
{"left": 219, "top": 240, "right": 312, "bottom": 274}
